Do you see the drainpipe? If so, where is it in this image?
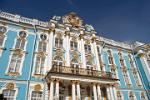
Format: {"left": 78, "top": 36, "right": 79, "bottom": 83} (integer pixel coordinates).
{"left": 25, "top": 25, "right": 37, "bottom": 100}
{"left": 132, "top": 49, "right": 150, "bottom": 100}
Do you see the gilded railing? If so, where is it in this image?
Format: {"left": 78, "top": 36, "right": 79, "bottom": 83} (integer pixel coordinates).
{"left": 50, "top": 65, "right": 113, "bottom": 79}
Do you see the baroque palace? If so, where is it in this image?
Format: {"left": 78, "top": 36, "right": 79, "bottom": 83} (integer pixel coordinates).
{"left": 0, "top": 11, "right": 149, "bottom": 100}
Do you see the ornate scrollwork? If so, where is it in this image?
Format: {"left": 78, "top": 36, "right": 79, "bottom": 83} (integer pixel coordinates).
{"left": 6, "top": 83, "right": 15, "bottom": 90}
{"left": 34, "top": 84, "right": 42, "bottom": 91}
{"left": 63, "top": 12, "right": 83, "bottom": 27}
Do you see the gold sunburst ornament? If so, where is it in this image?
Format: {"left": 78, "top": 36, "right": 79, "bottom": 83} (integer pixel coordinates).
{"left": 67, "top": 12, "right": 83, "bottom": 27}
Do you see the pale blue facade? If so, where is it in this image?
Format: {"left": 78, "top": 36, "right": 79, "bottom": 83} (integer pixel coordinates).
{"left": 0, "top": 11, "right": 149, "bottom": 100}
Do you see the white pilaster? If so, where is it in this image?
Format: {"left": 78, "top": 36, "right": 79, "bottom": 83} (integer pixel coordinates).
{"left": 65, "top": 32, "right": 70, "bottom": 66}
{"left": 47, "top": 30, "right": 54, "bottom": 71}
{"left": 112, "top": 86, "right": 117, "bottom": 100}
{"left": 55, "top": 79, "right": 59, "bottom": 100}
{"left": 93, "top": 83, "right": 98, "bottom": 100}
{"left": 49, "top": 80, "right": 54, "bottom": 100}
{"left": 72, "top": 81, "right": 76, "bottom": 100}
{"left": 77, "top": 81, "right": 81, "bottom": 100}
{"left": 109, "top": 86, "right": 114, "bottom": 100}
{"left": 97, "top": 84, "right": 102, "bottom": 100}
{"left": 139, "top": 56, "right": 150, "bottom": 82}
{"left": 79, "top": 32, "right": 86, "bottom": 68}
{"left": 106, "top": 85, "right": 111, "bottom": 100}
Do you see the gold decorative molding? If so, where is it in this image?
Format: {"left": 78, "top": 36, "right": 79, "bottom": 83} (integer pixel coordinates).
{"left": 7, "top": 72, "right": 20, "bottom": 76}
{"left": 34, "top": 84, "right": 42, "bottom": 91}
{"left": 6, "top": 83, "right": 15, "bottom": 90}
{"left": 138, "top": 53, "right": 145, "bottom": 58}
{"left": 66, "top": 12, "right": 83, "bottom": 27}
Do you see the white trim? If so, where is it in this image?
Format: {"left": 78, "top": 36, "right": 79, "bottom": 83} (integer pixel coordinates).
{"left": 1, "top": 83, "right": 18, "bottom": 100}
{"left": 5, "top": 51, "right": 25, "bottom": 76}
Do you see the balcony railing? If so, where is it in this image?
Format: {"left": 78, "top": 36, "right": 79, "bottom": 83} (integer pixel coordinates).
{"left": 49, "top": 65, "right": 116, "bottom": 79}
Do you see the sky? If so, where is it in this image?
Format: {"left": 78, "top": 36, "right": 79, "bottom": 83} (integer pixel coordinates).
{"left": 0, "top": 0, "right": 150, "bottom": 43}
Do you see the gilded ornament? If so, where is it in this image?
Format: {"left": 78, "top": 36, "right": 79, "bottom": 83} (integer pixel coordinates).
{"left": 6, "top": 83, "right": 15, "bottom": 90}
{"left": 34, "top": 84, "right": 42, "bottom": 91}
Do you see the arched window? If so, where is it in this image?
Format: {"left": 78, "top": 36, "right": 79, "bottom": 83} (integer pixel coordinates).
{"left": 15, "top": 31, "right": 27, "bottom": 50}
{"left": 31, "top": 91, "right": 43, "bottom": 100}
{"left": 2, "top": 89, "right": 16, "bottom": 100}
{"left": 53, "top": 56, "right": 63, "bottom": 66}
{"left": 55, "top": 37, "right": 63, "bottom": 48}
{"left": 38, "top": 34, "right": 47, "bottom": 52}
{"left": 0, "top": 26, "right": 7, "bottom": 47}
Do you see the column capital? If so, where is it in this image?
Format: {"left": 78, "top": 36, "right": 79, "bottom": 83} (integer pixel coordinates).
{"left": 50, "top": 78, "right": 55, "bottom": 82}
{"left": 91, "top": 82, "right": 97, "bottom": 85}
{"left": 71, "top": 80, "right": 76, "bottom": 84}
{"left": 64, "top": 31, "right": 70, "bottom": 36}
{"left": 55, "top": 78, "right": 60, "bottom": 82}
{"left": 76, "top": 80, "right": 80, "bottom": 84}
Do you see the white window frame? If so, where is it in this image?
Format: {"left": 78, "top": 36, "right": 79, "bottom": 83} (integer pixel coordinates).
{"left": 33, "top": 55, "right": 46, "bottom": 75}
{"left": 0, "top": 25, "right": 8, "bottom": 57}
{"left": 5, "top": 52, "right": 25, "bottom": 76}
{"left": 37, "top": 33, "right": 48, "bottom": 52}
{"left": 128, "top": 91, "right": 136, "bottom": 100}
{"left": 1, "top": 84, "right": 18, "bottom": 100}
{"left": 13, "top": 30, "right": 28, "bottom": 51}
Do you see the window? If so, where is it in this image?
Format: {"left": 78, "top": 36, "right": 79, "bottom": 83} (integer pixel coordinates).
{"left": 129, "top": 92, "right": 135, "bottom": 100}
{"left": 34, "top": 56, "right": 45, "bottom": 75}
{"left": 0, "top": 26, "right": 7, "bottom": 47}
{"left": 8, "top": 53, "right": 23, "bottom": 74}
{"left": 120, "top": 59, "right": 125, "bottom": 67}
{"left": 117, "top": 91, "right": 122, "bottom": 100}
{"left": 53, "top": 56, "right": 63, "bottom": 66}
{"left": 2, "top": 89, "right": 16, "bottom": 100}
{"left": 123, "top": 71, "right": 131, "bottom": 87}
{"left": 107, "top": 50, "right": 114, "bottom": 64}
{"left": 38, "top": 41, "right": 47, "bottom": 52}
{"left": 71, "top": 58, "right": 79, "bottom": 67}
{"left": 70, "top": 41, "right": 77, "bottom": 50}
{"left": 15, "top": 31, "right": 27, "bottom": 50}
{"left": 84, "top": 44, "right": 91, "bottom": 53}
{"left": 31, "top": 91, "right": 43, "bottom": 100}
{"left": 38, "top": 34, "right": 47, "bottom": 52}
{"left": 141, "top": 92, "right": 146, "bottom": 100}
{"left": 55, "top": 38, "right": 63, "bottom": 48}
{"left": 108, "top": 56, "right": 114, "bottom": 64}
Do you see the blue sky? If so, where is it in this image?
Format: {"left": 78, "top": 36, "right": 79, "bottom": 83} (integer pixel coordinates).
{"left": 0, "top": 0, "right": 150, "bottom": 43}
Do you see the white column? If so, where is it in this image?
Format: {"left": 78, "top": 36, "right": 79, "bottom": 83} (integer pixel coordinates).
{"left": 139, "top": 55, "right": 150, "bottom": 82}
{"left": 109, "top": 86, "right": 114, "bottom": 100}
{"left": 79, "top": 31, "right": 86, "bottom": 68}
{"left": 55, "top": 79, "right": 59, "bottom": 100}
{"left": 112, "top": 86, "right": 117, "bottom": 100}
{"left": 72, "top": 81, "right": 76, "bottom": 100}
{"left": 65, "top": 31, "right": 70, "bottom": 66}
{"left": 77, "top": 81, "right": 81, "bottom": 100}
{"left": 92, "top": 34, "right": 100, "bottom": 71}
{"left": 97, "top": 84, "right": 102, "bottom": 100}
{"left": 49, "top": 79, "right": 54, "bottom": 100}
{"left": 106, "top": 85, "right": 111, "bottom": 100}
{"left": 93, "top": 83, "right": 98, "bottom": 100}
{"left": 47, "top": 30, "right": 54, "bottom": 71}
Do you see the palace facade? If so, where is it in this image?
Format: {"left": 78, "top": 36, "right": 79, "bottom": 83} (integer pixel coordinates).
{"left": 0, "top": 11, "right": 149, "bottom": 100}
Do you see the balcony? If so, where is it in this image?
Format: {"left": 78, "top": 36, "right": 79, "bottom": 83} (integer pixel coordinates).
{"left": 49, "top": 65, "right": 117, "bottom": 80}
